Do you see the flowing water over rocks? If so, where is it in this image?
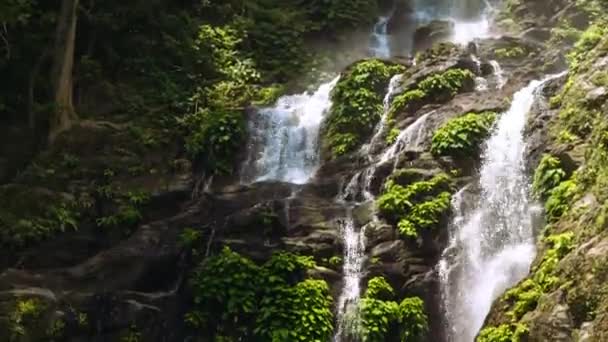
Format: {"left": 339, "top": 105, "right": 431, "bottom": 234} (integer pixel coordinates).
{"left": 241, "top": 77, "right": 339, "bottom": 184}
{"left": 438, "top": 72, "right": 567, "bottom": 342}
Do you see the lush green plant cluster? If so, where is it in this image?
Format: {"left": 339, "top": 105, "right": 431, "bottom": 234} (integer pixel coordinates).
{"left": 389, "top": 69, "right": 474, "bottom": 116}
{"left": 325, "top": 59, "right": 405, "bottom": 157}
{"left": 187, "top": 247, "right": 333, "bottom": 341}
{"left": 430, "top": 112, "right": 497, "bottom": 158}
{"left": 532, "top": 154, "right": 567, "bottom": 200}
{"left": 544, "top": 180, "right": 578, "bottom": 222}
{"left": 476, "top": 323, "right": 529, "bottom": 342}
{"left": 358, "top": 277, "right": 428, "bottom": 342}
{"left": 377, "top": 173, "right": 452, "bottom": 238}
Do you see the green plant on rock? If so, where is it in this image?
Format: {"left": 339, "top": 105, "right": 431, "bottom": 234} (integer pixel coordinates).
{"left": 431, "top": 112, "right": 497, "bottom": 158}
{"left": 183, "top": 108, "right": 245, "bottom": 174}
{"left": 397, "top": 192, "right": 452, "bottom": 238}
{"left": 397, "top": 297, "right": 428, "bottom": 342}
{"left": 545, "top": 180, "right": 578, "bottom": 221}
{"left": 188, "top": 247, "right": 333, "bottom": 341}
{"left": 476, "top": 323, "right": 529, "bottom": 342}
{"left": 359, "top": 298, "right": 399, "bottom": 342}
{"left": 532, "top": 154, "right": 567, "bottom": 200}
{"left": 494, "top": 47, "right": 526, "bottom": 59}
{"left": 325, "top": 59, "right": 405, "bottom": 157}
{"left": 503, "top": 279, "right": 542, "bottom": 320}
{"left": 414, "top": 43, "right": 459, "bottom": 64}
{"left": 389, "top": 69, "right": 475, "bottom": 117}
{"left": 365, "top": 277, "right": 395, "bottom": 301}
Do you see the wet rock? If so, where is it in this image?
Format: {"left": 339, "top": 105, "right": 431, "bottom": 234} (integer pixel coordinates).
{"left": 413, "top": 20, "right": 455, "bottom": 52}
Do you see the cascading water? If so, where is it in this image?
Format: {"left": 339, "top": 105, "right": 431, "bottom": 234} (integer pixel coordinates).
{"left": 438, "top": 72, "right": 566, "bottom": 342}
{"left": 370, "top": 15, "right": 391, "bottom": 58}
{"left": 241, "top": 77, "right": 339, "bottom": 184}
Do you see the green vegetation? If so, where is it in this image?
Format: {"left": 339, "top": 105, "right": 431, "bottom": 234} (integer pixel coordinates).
{"left": 532, "top": 154, "right": 567, "bottom": 200}
{"left": 389, "top": 69, "right": 475, "bottom": 116}
{"left": 187, "top": 247, "right": 333, "bottom": 341}
{"left": 431, "top": 112, "right": 497, "bottom": 158}
{"left": 358, "top": 277, "right": 428, "bottom": 342}
{"left": 377, "top": 173, "right": 452, "bottom": 238}
{"left": 9, "top": 298, "right": 47, "bottom": 340}
{"left": 477, "top": 323, "right": 529, "bottom": 342}
{"left": 324, "top": 59, "right": 405, "bottom": 157}
{"left": 494, "top": 47, "right": 527, "bottom": 59}
{"left": 544, "top": 180, "right": 578, "bottom": 222}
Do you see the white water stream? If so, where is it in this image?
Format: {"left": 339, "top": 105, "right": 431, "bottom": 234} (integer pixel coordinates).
{"left": 438, "top": 72, "right": 566, "bottom": 342}
{"left": 241, "top": 77, "right": 339, "bottom": 184}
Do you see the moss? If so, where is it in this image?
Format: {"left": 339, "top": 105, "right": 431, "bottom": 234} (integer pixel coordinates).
{"left": 9, "top": 298, "right": 47, "bottom": 340}
{"left": 431, "top": 112, "right": 497, "bottom": 158}
{"left": 324, "top": 59, "right": 405, "bottom": 158}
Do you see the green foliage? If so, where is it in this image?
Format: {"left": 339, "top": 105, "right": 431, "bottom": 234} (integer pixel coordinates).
{"left": 325, "top": 59, "right": 405, "bottom": 157}
{"left": 431, "top": 112, "right": 497, "bottom": 158}
{"left": 377, "top": 173, "right": 451, "bottom": 222}
{"left": 494, "top": 47, "right": 526, "bottom": 59}
{"left": 398, "top": 297, "right": 428, "bottom": 342}
{"left": 9, "top": 298, "right": 46, "bottom": 340}
{"left": 545, "top": 180, "right": 578, "bottom": 221}
{"left": 397, "top": 192, "right": 452, "bottom": 238}
{"left": 359, "top": 277, "right": 427, "bottom": 342}
{"left": 359, "top": 298, "right": 399, "bottom": 342}
{"left": 477, "top": 323, "right": 529, "bottom": 342}
{"left": 503, "top": 279, "right": 542, "bottom": 320}
{"left": 389, "top": 90, "right": 425, "bottom": 116}
{"left": 532, "top": 155, "right": 567, "bottom": 199}
{"left": 389, "top": 69, "right": 474, "bottom": 116}
{"left": 188, "top": 247, "right": 333, "bottom": 341}
{"left": 566, "top": 22, "right": 607, "bottom": 72}
{"left": 182, "top": 109, "right": 245, "bottom": 174}
{"left": 365, "top": 277, "right": 395, "bottom": 301}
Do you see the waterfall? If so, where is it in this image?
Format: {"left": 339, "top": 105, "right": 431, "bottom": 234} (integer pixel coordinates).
{"left": 241, "top": 77, "right": 339, "bottom": 184}
{"left": 334, "top": 81, "right": 434, "bottom": 341}
{"left": 490, "top": 60, "right": 506, "bottom": 89}
{"left": 438, "top": 72, "right": 567, "bottom": 342}
{"left": 370, "top": 15, "right": 391, "bottom": 58}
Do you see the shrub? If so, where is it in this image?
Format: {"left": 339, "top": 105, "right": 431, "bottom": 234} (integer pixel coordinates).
{"left": 398, "top": 297, "right": 428, "bottom": 342}
{"left": 359, "top": 298, "right": 399, "bottom": 342}
{"left": 188, "top": 248, "right": 333, "bottom": 341}
{"left": 431, "top": 112, "right": 497, "bottom": 158}
{"left": 477, "top": 323, "right": 529, "bottom": 342}
{"left": 183, "top": 109, "right": 245, "bottom": 174}
{"left": 365, "top": 277, "right": 395, "bottom": 301}
{"left": 494, "top": 47, "right": 526, "bottom": 59}
{"left": 324, "top": 59, "right": 405, "bottom": 157}
{"left": 545, "top": 180, "right": 578, "bottom": 221}
{"left": 532, "top": 154, "right": 567, "bottom": 200}
{"left": 397, "top": 192, "right": 452, "bottom": 238}
{"left": 389, "top": 69, "right": 474, "bottom": 116}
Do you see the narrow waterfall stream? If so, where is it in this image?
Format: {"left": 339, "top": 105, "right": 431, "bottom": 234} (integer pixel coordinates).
{"left": 438, "top": 72, "right": 566, "bottom": 342}
{"left": 370, "top": 15, "right": 391, "bottom": 58}
{"left": 241, "top": 77, "right": 339, "bottom": 184}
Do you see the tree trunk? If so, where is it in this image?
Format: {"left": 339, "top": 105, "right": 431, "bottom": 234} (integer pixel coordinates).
{"left": 49, "top": 0, "right": 79, "bottom": 143}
